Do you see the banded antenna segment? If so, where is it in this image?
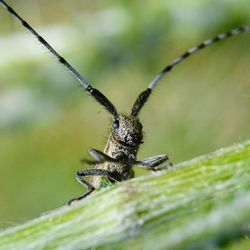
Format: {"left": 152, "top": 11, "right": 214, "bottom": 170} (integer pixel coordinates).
{"left": 0, "top": 0, "right": 119, "bottom": 118}
{"left": 131, "top": 25, "right": 250, "bottom": 116}
{"left": 0, "top": 0, "right": 89, "bottom": 89}
{"left": 148, "top": 25, "right": 250, "bottom": 90}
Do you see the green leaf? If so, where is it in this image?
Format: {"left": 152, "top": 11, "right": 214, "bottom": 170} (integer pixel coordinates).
{"left": 0, "top": 140, "right": 250, "bottom": 250}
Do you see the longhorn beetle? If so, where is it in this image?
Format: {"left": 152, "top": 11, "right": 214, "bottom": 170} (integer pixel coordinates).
{"left": 1, "top": 0, "right": 249, "bottom": 204}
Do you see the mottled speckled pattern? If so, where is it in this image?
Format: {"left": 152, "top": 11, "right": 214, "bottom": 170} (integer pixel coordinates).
{"left": 92, "top": 114, "right": 142, "bottom": 188}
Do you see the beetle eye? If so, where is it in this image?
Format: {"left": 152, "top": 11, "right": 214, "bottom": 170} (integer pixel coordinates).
{"left": 112, "top": 120, "right": 119, "bottom": 129}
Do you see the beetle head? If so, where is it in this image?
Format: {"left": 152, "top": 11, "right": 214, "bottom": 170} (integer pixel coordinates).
{"left": 111, "top": 114, "right": 143, "bottom": 147}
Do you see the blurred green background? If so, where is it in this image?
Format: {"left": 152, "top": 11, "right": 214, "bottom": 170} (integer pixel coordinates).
{"left": 0, "top": 0, "right": 249, "bottom": 229}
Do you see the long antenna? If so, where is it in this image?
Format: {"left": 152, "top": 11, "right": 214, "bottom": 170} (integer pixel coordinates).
{"left": 0, "top": 0, "right": 118, "bottom": 118}
{"left": 131, "top": 25, "right": 250, "bottom": 116}
{"left": 148, "top": 25, "right": 250, "bottom": 89}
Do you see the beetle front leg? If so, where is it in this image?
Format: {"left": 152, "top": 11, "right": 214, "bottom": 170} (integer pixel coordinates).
{"left": 135, "top": 154, "right": 173, "bottom": 171}
{"left": 81, "top": 148, "right": 118, "bottom": 165}
{"left": 68, "top": 169, "right": 118, "bottom": 205}
{"left": 81, "top": 148, "right": 126, "bottom": 165}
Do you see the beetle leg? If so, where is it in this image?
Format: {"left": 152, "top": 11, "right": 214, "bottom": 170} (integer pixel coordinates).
{"left": 81, "top": 148, "right": 125, "bottom": 165}
{"left": 136, "top": 154, "right": 173, "bottom": 171}
{"left": 68, "top": 168, "right": 118, "bottom": 205}
{"left": 88, "top": 148, "right": 116, "bottom": 162}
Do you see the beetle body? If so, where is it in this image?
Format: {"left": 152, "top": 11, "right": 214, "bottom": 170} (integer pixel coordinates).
{"left": 92, "top": 114, "right": 142, "bottom": 188}
{"left": 73, "top": 113, "right": 168, "bottom": 204}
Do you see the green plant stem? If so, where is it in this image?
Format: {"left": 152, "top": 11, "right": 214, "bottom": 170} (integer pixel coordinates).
{"left": 0, "top": 140, "right": 250, "bottom": 250}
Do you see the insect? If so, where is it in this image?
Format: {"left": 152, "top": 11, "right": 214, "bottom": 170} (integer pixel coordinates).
{"left": 1, "top": 0, "right": 249, "bottom": 204}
